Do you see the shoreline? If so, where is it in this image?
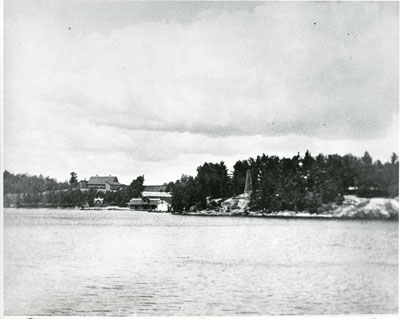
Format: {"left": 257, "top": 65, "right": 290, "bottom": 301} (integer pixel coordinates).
{"left": 172, "top": 195, "right": 399, "bottom": 221}
{"left": 5, "top": 207, "right": 396, "bottom": 221}
{"left": 5, "top": 195, "right": 399, "bottom": 221}
{"left": 171, "top": 211, "right": 398, "bottom": 221}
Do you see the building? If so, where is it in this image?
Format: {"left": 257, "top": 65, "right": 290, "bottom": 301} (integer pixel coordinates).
{"left": 79, "top": 179, "right": 88, "bottom": 189}
{"left": 141, "top": 191, "right": 172, "bottom": 203}
{"left": 128, "top": 185, "right": 172, "bottom": 211}
{"left": 142, "top": 185, "right": 172, "bottom": 203}
{"left": 143, "top": 185, "right": 167, "bottom": 192}
{"left": 128, "top": 197, "right": 169, "bottom": 211}
{"left": 79, "top": 175, "right": 123, "bottom": 193}
{"left": 93, "top": 197, "right": 104, "bottom": 207}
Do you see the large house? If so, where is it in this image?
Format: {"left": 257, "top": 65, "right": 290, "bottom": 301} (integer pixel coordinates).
{"left": 128, "top": 185, "right": 172, "bottom": 211}
{"left": 79, "top": 175, "right": 123, "bottom": 193}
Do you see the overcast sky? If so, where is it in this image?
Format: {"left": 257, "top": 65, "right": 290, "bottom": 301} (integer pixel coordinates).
{"left": 4, "top": 1, "right": 399, "bottom": 184}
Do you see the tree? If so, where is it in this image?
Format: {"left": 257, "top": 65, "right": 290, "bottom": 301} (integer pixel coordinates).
{"left": 196, "top": 161, "right": 231, "bottom": 203}
{"left": 232, "top": 160, "right": 250, "bottom": 195}
{"left": 69, "top": 172, "right": 78, "bottom": 185}
{"left": 361, "top": 151, "right": 373, "bottom": 166}
{"left": 391, "top": 152, "right": 398, "bottom": 165}
{"left": 130, "top": 175, "right": 145, "bottom": 198}
{"left": 170, "top": 175, "right": 200, "bottom": 211}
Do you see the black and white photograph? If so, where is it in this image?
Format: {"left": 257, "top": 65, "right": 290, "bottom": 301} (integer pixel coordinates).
{"left": 2, "top": 0, "right": 399, "bottom": 317}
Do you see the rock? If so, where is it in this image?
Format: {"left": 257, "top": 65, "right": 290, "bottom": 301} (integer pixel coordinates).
{"left": 221, "top": 194, "right": 250, "bottom": 213}
{"left": 296, "top": 212, "right": 312, "bottom": 217}
{"left": 325, "top": 196, "right": 399, "bottom": 219}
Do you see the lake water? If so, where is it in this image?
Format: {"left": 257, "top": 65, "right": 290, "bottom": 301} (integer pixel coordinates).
{"left": 4, "top": 208, "right": 398, "bottom": 315}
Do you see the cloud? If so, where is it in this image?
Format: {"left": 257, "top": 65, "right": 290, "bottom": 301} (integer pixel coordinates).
{"left": 4, "top": 1, "right": 399, "bottom": 183}
{"left": 7, "top": 2, "right": 399, "bottom": 137}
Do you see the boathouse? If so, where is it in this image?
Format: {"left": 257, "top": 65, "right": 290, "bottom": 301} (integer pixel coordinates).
{"left": 128, "top": 197, "right": 169, "bottom": 211}
{"left": 128, "top": 185, "right": 172, "bottom": 211}
{"left": 142, "top": 185, "right": 172, "bottom": 203}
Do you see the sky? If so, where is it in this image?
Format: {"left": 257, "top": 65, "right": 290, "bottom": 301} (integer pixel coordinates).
{"left": 4, "top": 1, "right": 399, "bottom": 185}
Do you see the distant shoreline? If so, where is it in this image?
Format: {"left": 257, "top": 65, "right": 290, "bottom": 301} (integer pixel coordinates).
{"left": 172, "top": 211, "right": 399, "bottom": 221}
{"left": 4, "top": 206, "right": 398, "bottom": 221}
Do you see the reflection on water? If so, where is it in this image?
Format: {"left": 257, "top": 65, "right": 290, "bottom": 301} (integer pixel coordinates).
{"left": 4, "top": 208, "right": 398, "bottom": 315}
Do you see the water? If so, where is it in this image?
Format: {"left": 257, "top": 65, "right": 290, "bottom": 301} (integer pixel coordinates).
{"left": 4, "top": 208, "right": 398, "bottom": 315}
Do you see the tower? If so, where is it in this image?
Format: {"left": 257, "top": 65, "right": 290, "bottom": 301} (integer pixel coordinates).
{"left": 244, "top": 169, "right": 252, "bottom": 196}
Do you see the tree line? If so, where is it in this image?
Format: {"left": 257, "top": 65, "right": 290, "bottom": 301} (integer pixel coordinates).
{"left": 3, "top": 172, "right": 145, "bottom": 208}
{"left": 166, "top": 151, "right": 399, "bottom": 213}
{"left": 3, "top": 171, "right": 69, "bottom": 195}
{"left": 3, "top": 151, "right": 399, "bottom": 212}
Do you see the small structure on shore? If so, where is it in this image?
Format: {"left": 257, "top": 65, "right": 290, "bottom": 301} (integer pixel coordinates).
{"left": 142, "top": 185, "right": 172, "bottom": 202}
{"left": 128, "top": 197, "right": 169, "bottom": 211}
{"left": 128, "top": 185, "right": 172, "bottom": 212}
{"left": 93, "top": 197, "right": 104, "bottom": 207}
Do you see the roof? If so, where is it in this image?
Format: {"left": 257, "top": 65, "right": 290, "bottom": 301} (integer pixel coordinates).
{"left": 128, "top": 198, "right": 160, "bottom": 206}
{"left": 88, "top": 176, "right": 119, "bottom": 185}
{"left": 106, "top": 181, "right": 122, "bottom": 186}
{"left": 128, "top": 198, "right": 143, "bottom": 205}
{"left": 142, "top": 191, "right": 172, "bottom": 198}
{"left": 144, "top": 185, "right": 167, "bottom": 192}
{"left": 149, "top": 198, "right": 161, "bottom": 205}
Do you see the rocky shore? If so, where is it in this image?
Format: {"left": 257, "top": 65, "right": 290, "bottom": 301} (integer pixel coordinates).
{"left": 173, "top": 195, "right": 399, "bottom": 220}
